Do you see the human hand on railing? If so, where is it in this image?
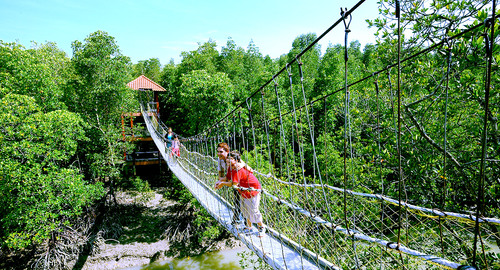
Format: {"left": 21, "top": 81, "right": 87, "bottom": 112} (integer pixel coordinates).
{"left": 214, "top": 181, "right": 223, "bottom": 190}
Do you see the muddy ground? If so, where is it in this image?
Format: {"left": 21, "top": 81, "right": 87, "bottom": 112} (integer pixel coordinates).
{"left": 75, "top": 188, "right": 242, "bottom": 270}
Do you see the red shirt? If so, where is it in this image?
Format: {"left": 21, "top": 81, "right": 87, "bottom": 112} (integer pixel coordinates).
{"left": 226, "top": 166, "right": 261, "bottom": 199}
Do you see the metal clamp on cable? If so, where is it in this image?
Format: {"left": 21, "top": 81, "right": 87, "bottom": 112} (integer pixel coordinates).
{"left": 373, "top": 79, "right": 379, "bottom": 95}
{"left": 484, "top": 16, "right": 493, "bottom": 28}
{"left": 395, "top": 0, "right": 400, "bottom": 19}
{"left": 340, "top": 7, "right": 352, "bottom": 63}
{"left": 245, "top": 97, "right": 252, "bottom": 111}
{"left": 483, "top": 31, "right": 492, "bottom": 56}
{"left": 340, "top": 7, "right": 352, "bottom": 33}
{"left": 285, "top": 63, "right": 292, "bottom": 77}
{"left": 386, "top": 242, "right": 400, "bottom": 250}
{"left": 296, "top": 57, "right": 305, "bottom": 82}
{"left": 272, "top": 75, "right": 278, "bottom": 86}
{"left": 295, "top": 56, "right": 303, "bottom": 66}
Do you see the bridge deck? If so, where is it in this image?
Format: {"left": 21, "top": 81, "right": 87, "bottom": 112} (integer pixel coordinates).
{"left": 143, "top": 111, "right": 331, "bottom": 270}
{"left": 167, "top": 160, "right": 322, "bottom": 270}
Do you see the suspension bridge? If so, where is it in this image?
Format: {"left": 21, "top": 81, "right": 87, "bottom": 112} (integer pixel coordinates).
{"left": 134, "top": 1, "right": 499, "bottom": 269}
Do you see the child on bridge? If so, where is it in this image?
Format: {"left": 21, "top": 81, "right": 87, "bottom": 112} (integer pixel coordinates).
{"left": 170, "top": 136, "right": 180, "bottom": 159}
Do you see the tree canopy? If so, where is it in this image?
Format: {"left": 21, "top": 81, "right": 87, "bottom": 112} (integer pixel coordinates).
{"left": 0, "top": 0, "right": 498, "bottom": 268}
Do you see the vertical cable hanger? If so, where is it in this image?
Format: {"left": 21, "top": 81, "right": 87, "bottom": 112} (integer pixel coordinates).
{"left": 472, "top": 2, "right": 496, "bottom": 267}
{"left": 232, "top": 114, "right": 237, "bottom": 151}
{"left": 285, "top": 64, "right": 299, "bottom": 182}
{"left": 260, "top": 90, "right": 274, "bottom": 174}
{"left": 373, "top": 74, "right": 386, "bottom": 269}
{"left": 394, "top": 0, "right": 407, "bottom": 268}
{"left": 261, "top": 82, "right": 292, "bottom": 269}
{"left": 341, "top": 6, "right": 361, "bottom": 268}
{"left": 273, "top": 76, "right": 293, "bottom": 183}
{"left": 438, "top": 39, "right": 453, "bottom": 258}
{"left": 297, "top": 56, "right": 336, "bottom": 263}
{"left": 238, "top": 110, "right": 246, "bottom": 153}
{"left": 286, "top": 63, "right": 310, "bottom": 196}
{"left": 246, "top": 97, "right": 259, "bottom": 170}
{"left": 340, "top": 6, "right": 352, "bottom": 236}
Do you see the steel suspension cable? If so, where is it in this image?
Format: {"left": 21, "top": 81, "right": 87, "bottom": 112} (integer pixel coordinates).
{"left": 373, "top": 75, "right": 386, "bottom": 269}
{"left": 395, "top": 1, "right": 408, "bottom": 268}
{"left": 341, "top": 7, "right": 361, "bottom": 268}
{"left": 272, "top": 78, "right": 293, "bottom": 185}
{"left": 472, "top": 1, "right": 496, "bottom": 267}
{"left": 245, "top": 98, "right": 260, "bottom": 172}
{"left": 439, "top": 44, "right": 453, "bottom": 258}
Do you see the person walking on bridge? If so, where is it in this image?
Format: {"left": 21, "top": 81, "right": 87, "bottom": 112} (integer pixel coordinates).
{"left": 164, "top": 127, "right": 175, "bottom": 149}
{"left": 216, "top": 151, "right": 266, "bottom": 237}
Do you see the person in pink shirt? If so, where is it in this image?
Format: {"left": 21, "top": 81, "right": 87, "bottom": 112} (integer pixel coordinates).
{"left": 170, "top": 136, "right": 180, "bottom": 158}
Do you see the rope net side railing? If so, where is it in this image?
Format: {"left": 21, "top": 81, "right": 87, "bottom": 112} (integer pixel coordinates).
{"left": 174, "top": 147, "right": 500, "bottom": 227}
{"left": 175, "top": 145, "right": 477, "bottom": 269}
{"left": 139, "top": 1, "right": 498, "bottom": 269}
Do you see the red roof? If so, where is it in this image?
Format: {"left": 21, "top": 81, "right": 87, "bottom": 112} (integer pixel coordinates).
{"left": 127, "top": 75, "right": 166, "bottom": 91}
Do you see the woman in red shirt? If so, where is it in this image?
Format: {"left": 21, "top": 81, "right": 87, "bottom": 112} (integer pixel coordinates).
{"left": 215, "top": 151, "right": 266, "bottom": 236}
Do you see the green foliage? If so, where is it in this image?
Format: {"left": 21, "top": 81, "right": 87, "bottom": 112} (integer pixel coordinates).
{"left": 68, "top": 30, "right": 136, "bottom": 180}
{"left": 0, "top": 94, "right": 105, "bottom": 249}
{"left": 177, "top": 40, "right": 220, "bottom": 76}
{"left": 179, "top": 70, "right": 234, "bottom": 134}
{"left": 238, "top": 250, "right": 272, "bottom": 270}
{"left": 69, "top": 30, "right": 134, "bottom": 121}
{"left": 0, "top": 41, "right": 70, "bottom": 111}
{"left": 0, "top": 31, "right": 139, "bottom": 255}
{"left": 133, "top": 57, "right": 162, "bottom": 82}
{"left": 157, "top": 38, "right": 276, "bottom": 137}
{"left": 124, "top": 176, "right": 152, "bottom": 193}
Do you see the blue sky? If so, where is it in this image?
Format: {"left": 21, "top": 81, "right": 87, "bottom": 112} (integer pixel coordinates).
{"left": 1, "top": 0, "right": 380, "bottom": 65}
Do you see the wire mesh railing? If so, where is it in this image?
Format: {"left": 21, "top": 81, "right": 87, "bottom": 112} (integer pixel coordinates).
{"left": 139, "top": 0, "right": 499, "bottom": 268}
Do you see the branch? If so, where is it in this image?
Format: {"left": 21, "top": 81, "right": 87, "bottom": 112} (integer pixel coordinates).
{"left": 404, "top": 106, "right": 467, "bottom": 175}
{"left": 405, "top": 90, "right": 438, "bottom": 108}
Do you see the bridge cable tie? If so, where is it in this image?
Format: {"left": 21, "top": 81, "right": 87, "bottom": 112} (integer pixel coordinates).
{"left": 271, "top": 75, "right": 278, "bottom": 86}
{"left": 245, "top": 97, "right": 252, "bottom": 111}
{"left": 340, "top": 7, "right": 352, "bottom": 63}
{"left": 386, "top": 242, "right": 400, "bottom": 251}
